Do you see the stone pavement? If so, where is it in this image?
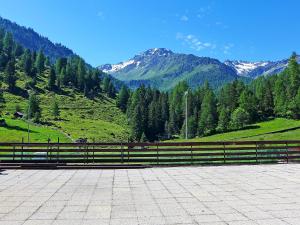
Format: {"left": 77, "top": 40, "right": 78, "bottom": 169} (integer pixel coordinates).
{"left": 1, "top": 164, "right": 300, "bottom": 225}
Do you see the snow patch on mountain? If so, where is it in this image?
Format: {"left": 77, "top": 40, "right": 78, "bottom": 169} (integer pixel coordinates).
{"left": 99, "top": 48, "right": 173, "bottom": 73}
{"left": 224, "top": 61, "right": 269, "bottom": 75}
{"left": 102, "top": 60, "right": 136, "bottom": 73}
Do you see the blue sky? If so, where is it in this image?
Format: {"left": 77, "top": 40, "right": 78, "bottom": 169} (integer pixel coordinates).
{"left": 0, "top": 0, "right": 299, "bottom": 66}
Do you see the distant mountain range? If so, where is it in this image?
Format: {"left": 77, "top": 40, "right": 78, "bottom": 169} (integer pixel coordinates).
{"left": 99, "top": 48, "right": 241, "bottom": 90}
{"left": 99, "top": 48, "right": 299, "bottom": 90}
{"left": 0, "top": 16, "right": 75, "bottom": 61}
{"left": 225, "top": 56, "right": 300, "bottom": 78}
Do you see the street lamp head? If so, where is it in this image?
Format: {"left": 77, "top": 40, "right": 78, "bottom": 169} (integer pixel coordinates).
{"left": 184, "top": 91, "right": 188, "bottom": 96}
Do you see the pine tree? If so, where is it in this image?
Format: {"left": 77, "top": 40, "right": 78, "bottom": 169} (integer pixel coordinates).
{"left": 116, "top": 85, "right": 130, "bottom": 112}
{"left": 35, "top": 50, "right": 45, "bottom": 75}
{"left": 48, "top": 66, "right": 56, "bottom": 90}
{"left": 3, "top": 32, "right": 13, "bottom": 56}
{"left": 4, "top": 59, "right": 17, "bottom": 92}
{"left": 217, "top": 107, "right": 230, "bottom": 132}
{"left": 14, "top": 44, "right": 23, "bottom": 57}
{"left": 51, "top": 99, "right": 60, "bottom": 120}
{"left": 0, "top": 82, "right": 4, "bottom": 116}
{"left": 27, "top": 93, "right": 41, "bottom": 121}
{"left": 103, "top": 77, "right": 110, "bottom": 93}
{"left": 198, "top": 88, "right": 217, "bottom": 136}
{"left": 22, "top": 49, "right": 32, "bottom": 76}
{"left": 59, "top": 67, "right": 67, "bottom": 86}
{"left": 239, "top": 89, "right": 258, "bottom": 123}
{"left": 131, "top": 105, "right": 143, "bottom": 141}
{"left": 140, "top": 132, "right": 148, "bottom": 142}
{"left": 287, "top": 52, "right": 300, "bottom": 98}
{"left": 274, "top": 75, "right": 287, "bottom": 116}
{"left": 77, "top": 59, "right": 85, "bottom": 90}
{"left": 108, "top": 81, "right": 116, "bottom": 98}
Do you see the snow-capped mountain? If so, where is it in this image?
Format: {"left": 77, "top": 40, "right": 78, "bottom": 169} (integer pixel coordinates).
{"left": 224, "top": 61, "right": 270, "bottom": 76}
{"left": 98, "top": 48, "right": 239, "bottom": 90}
{"left": 100, "top": 48, "right": 173, "bottom": 74}
{"left": 225, "top": 56, "right": 300, "bottom": 78}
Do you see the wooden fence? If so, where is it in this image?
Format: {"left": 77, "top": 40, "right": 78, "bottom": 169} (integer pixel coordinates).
{"left": 1, "top": 140, "right": 300, "bottom": 168}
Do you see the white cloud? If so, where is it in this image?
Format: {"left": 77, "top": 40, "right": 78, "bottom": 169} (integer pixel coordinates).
{"left": 176, "top": 33, "right": 216, "bottom": 51}
{"left": 180, "top": 15, "right": 189, "bottom": 22}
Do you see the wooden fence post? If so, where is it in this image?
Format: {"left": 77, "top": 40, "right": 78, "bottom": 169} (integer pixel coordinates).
{"left": 223, "top": 142, "right": 226, "bottom": 164}
{"left": 57, "top": 137, "right": 59, "bottom": 164}
{"left": 121, "top": 142, "right": 124, "bottom": 164}
{"left": 21, "top": 137, "right": 24, "bottom": 162}
{"left": 93, "top": 139, "right": 95, "bottom": 164}
{"left": 255, "top": 142, "right": 258, "bottom": 163}
{"left": 156, "top": 143, "right": 159, "bottom": 165}
{"left": 190, "top": 144, "right": 193, "bottom": 165}
{"left": 286, "top": 141, "right": 289, "bottom": 164}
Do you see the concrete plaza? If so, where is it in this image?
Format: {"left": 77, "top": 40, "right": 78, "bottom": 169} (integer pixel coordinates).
{"left": 1, "top": 164, "right": 300, "bottom": 225}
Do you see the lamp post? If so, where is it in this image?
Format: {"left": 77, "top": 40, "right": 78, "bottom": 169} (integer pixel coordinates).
{"left": 184, "top": 91, "right": 188, "bottom": 139}
{"left": 27, "top": 90, "right": 30, "bottom": 143}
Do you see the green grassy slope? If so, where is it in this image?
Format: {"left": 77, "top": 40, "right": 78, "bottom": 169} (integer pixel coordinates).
{"left": 173, "top": 118, "right": 300, "bottom": 142}
{"left": 0, "top": 117, "right": 70, "bottom": 143}
{"left": 1, "top": 69, "right": 130, "bottom": 143}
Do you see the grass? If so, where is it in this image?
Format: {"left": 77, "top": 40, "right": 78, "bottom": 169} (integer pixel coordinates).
{"left": 0, "top": 117, "right": 70, "bottom": 143}
{"left": 174, "top": 118, "right": 300, "bottom": 142}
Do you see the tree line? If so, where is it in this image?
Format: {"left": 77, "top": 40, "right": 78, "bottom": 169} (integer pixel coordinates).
{"left": 116, "top": 53, "right": 300, "bottom": 142}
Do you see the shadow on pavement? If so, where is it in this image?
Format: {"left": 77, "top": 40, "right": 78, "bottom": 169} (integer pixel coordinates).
{"left": 0, "top": 169, "right": 8, "bottom": 175}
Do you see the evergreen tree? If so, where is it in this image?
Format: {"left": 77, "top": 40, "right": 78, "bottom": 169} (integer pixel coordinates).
{"left": 4, "top": 59, "right": 17, "bottom": 92}
{"left": 217, "top": 107, "right": 230, "bottom": 132}
{"left": 77, "top": 59, "right": 86, "bottom": 90}
{"left": 0, "top": 82, "right": 4, "bottom": 116}
{"left": 198, "top": 88, "right": 217, "bottom": 136}
{"left": 27, "top": 93, "right": 41, "bottom": 121}
{"left": 230, "top": 107, "right": 250, "bottom": 130}
{"left": 14, "top": 44, "right": 23, "bottom": 57}
{"left": 116, "top": 85, "right": 130, "bottom": 112}
{"left": 35, "top": 51, "right": 45, "bottom": 75}
{"left": 103, "top": 77, "right": 110, "bottom": 93}
{"left": 131, "top": 105, "right": 143, "bottom": 141}
{"left": 51, "top": 99, "right": 60, "bottom": 120}
{"left": 287, "top": 52, "right": 300, "bottom": 98}
{"left": 140, "top": 132, "right": 148, "bottom": 142}
{"left": 22, "top": 49, "right": 32, "bottom": 76}
{"left": 274, "top": 75, "right": 287, "bottom": 116}
{"left": 48, "top": 66, "right": 56, "bottom": 90}
{"left": 59, "top": 67, "right": 67, "bottom": 86}
{"left": 2, "top": 32, "right": 13, "bottom": 56}
{"left": 239, "top": 88, "right": 258, "bottom": 123}
{"left": 108, "top": 81, "right": 116, "bottom": 98}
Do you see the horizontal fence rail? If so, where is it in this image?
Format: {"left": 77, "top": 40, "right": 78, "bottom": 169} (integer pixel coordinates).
{"left": 0, "top": 140, "right": 300, "bottom": 168}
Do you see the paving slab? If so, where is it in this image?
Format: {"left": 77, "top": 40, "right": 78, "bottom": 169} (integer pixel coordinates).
{"left": 1, "top": 164, "right": 300, "bottom": 224}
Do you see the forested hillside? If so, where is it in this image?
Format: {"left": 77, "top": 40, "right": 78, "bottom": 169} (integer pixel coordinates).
{"left": 0, "top": 29, "right": 129, "bottom": 142}
{"left": 115, "top": 53, "right": 300, "bottom": 142}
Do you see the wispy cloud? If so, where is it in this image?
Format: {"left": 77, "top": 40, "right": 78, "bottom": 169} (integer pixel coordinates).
{"left": 223, "top": 44, "right": 234, "bottom": 54}
{"left": 176, "top": 33, "right": 216, "bottom": 51}
{"left": 215, "top": 21, "right": 229, "bottom": 29}
{"left": 180, "top": 15, "right": 189, "bottom": 22}
{"left": 197, "top": 6, "right": 212, "bottom": 19}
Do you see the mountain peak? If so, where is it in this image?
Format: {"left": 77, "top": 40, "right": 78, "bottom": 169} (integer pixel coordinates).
{"left": 139, "top": 48, "right": 173, "bottom": 57}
